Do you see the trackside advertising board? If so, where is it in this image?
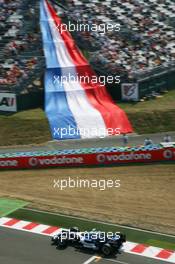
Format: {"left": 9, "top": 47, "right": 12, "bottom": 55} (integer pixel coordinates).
{"left": 0, "top": 93, "right": 17, "bottom": 112}
{"left": 0, "top": 148, "right": 174, "bottom": 169}
{"left": 121, "top": 83, "right": 139, "bottom": 101}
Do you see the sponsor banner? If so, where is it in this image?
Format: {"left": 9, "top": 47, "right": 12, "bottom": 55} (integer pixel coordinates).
{"left": 121, "top": 83, "right": 139, "bottom": 101}
{"left": 161, "top": 142, "right": 175, "bottom": 148}
{"left": 0, "top": 148, "right": 174, "bottom": 170}
{"left": 0, "top": 93, "right": 17, "bottom": 112}
{"left": 0, "top": 158, "right": 19, "bottom": 168}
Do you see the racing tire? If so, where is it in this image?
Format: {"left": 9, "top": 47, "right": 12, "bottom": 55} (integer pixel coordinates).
{"left": 101, "top": 243, "right": 112, "bottom": 256}
{"left": 56, "top": 239, "right": 68, "bottom": 249}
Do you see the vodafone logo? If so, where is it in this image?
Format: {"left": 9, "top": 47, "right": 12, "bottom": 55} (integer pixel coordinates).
{"left": 96, "top": 152, "right": 152, "bottom": 163}
{"left": 96, "top": 154, "right": 106, "bottom": 163}
{"left": 124, "top": 84, "right": 136, "bottom": 97}
{"left": 28, "top": 157, "right": 38, "bottom": 167}
{"left": 163, "top": 149, "right": 173, "bottom": 159}
{"left": 28, "top": 156, "right": 84, "bottom": 167}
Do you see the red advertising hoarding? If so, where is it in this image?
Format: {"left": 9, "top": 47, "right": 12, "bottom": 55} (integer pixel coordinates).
{"left": 0, "top": 148, "right": 174, "bottom": 170}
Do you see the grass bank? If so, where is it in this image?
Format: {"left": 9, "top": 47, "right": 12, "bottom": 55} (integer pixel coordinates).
{"left": 0, "top": 90, "right": 174, "bottom": 146}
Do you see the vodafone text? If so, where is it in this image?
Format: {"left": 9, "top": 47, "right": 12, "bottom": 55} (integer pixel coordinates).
{"left": 0, "top": 159, "right": 18, "bottom": 167}
{"left": 28, "top": 156, "right": 84, "bottom": 167}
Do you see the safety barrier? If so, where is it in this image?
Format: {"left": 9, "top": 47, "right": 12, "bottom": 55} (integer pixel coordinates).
{"left": 0, "top": 144, "right": 174, "bottom": 169}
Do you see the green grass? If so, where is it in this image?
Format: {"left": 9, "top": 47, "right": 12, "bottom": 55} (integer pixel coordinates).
{"left": 0, "top": 198, "right": 28, "bottom": 217}
{"left": 148, "top": 239, "right": 175, "bottom": 250}
{"left": 0, "top": 90, "right": 174, "bottom": 146}
{"left": 9, "top": 208, "right": 175, "bottom": 250}
{"left": 0, "top": 109, "right": 51, "bottom": 146}
{"left": 118, "top": 90, "right": 175, "bottom": 133}
{"left": 127, "top": 109, "right": 175, "bottom": 134}
{"left": 118, "top": 90, "right": 175, "bottom": 112}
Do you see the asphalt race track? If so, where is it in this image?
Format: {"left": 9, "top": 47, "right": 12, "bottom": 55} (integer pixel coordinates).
{"left": 0, "top": 132, "right": 174, "bottom": 154}
{"left": 0, "top": 227, "right": 172, "bottom": 264}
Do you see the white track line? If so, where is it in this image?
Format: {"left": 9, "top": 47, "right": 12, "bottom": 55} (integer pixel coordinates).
{"left": 83, "top": 256, "right": 98, "bottom": 264}
{"left": 105, "top": 259, "right": 130, "bottom": 264}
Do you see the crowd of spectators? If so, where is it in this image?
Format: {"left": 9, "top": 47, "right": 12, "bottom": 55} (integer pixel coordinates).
{"left": 0, "top": 57, "right": 38, "bottom": 85}
{"left": 122, "top": 133, "right": 173, "bottom": 146}
{"left": 58, "top": 0, "right": 175, "bottom": 79}
{"left": 1, "top": 0, "right": 175, "bottom": 93}
{"left": 0, "top": 0, "right": 43, "bottom": 93}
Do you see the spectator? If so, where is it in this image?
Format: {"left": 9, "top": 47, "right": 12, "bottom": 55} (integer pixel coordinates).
{"left": 163, "top": 134, "right": 172, "bottom": 143}
{"left": 144, "top": 138, "right": 153, "bottom": 146}
{"left": 60, "top": 0, "right": 175, "bottom": 80}
{"left": 122, "top": 133, "right": 128, "bottom": 146}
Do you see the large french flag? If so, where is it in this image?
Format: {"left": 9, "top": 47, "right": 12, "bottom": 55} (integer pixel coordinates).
{"left": 40, "top": 0, "right": 133, "bottom": 140}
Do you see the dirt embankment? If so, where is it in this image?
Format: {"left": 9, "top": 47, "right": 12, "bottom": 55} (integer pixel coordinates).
{"left": 0, "top": 164, "right": 174, "bottom": 234}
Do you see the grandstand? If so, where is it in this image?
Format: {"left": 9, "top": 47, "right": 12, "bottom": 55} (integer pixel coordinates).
{"left": 58, "top": 0, "right": 175, "bottom": 99}
{"left": 0, "top": 0, "right": 44, "bottom": 110}
{"left": 0, "top": 0, "right": 175, "bottom": 109}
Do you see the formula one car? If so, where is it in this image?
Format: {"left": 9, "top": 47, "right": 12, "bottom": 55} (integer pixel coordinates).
{"left": 51, "top": 227, "right": 126, "bottom": 256}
